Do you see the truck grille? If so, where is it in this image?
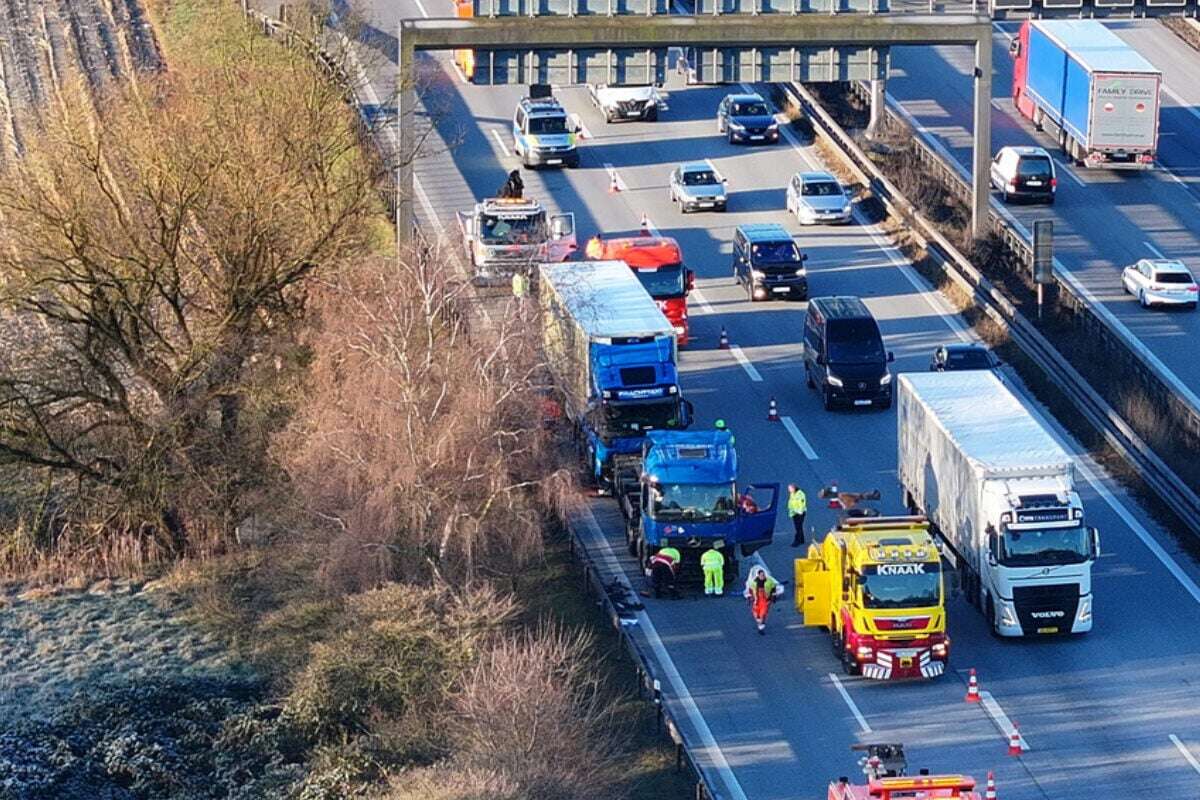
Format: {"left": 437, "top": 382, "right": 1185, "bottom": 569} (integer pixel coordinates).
{"left": 1012, "top": 583, "right": 1079, "bottom": 634}
{"left": 616, "top": 100, "right": 647, "bottom": 115}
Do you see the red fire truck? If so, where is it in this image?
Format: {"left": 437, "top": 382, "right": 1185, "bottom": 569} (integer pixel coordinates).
{"left": 584, "top": 234, "right": 694, "bottom": 346}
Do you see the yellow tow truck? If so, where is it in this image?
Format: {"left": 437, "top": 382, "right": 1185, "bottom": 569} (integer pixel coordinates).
{"left": 795, "top": 515, "right": 948, "bottom": 680}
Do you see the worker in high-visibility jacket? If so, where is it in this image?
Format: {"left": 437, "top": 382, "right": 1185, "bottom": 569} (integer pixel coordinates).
{"left": 787, "top": 484, "right": 808, "bottom": 547}
{"left": 700, "top": 541, "right": 725, "bottom": 596}
{"left": 647, "top": 546, "right": 682, "bottom": 599}
{"left": 744, "top": 564, "right": 784, "bottom": 634}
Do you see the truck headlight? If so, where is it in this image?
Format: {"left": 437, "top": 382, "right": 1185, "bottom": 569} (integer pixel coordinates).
{"left": 1076, "top": 596, "right": 1092, "bottom": 624}
{"left": 827, "top": 374, "right": 844, "bottom": 387}
{"left": 855, "top": 645, "right": 874, "bottom": 661}
{"left": 880, "top": 373, "right": 892, "bottom": 385}
{"left": 1000, "top": 602, "right": 1018, "bottom": 628}
{"left": 673, "top": 326, "right": 685, "bottom": 335}
{"left": 931, "top": 641, "right": 948, "bottom": 658}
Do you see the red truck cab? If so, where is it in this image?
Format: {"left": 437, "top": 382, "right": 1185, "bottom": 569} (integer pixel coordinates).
{"left": 584, "top": 234, "right": 694, "bottom": 346}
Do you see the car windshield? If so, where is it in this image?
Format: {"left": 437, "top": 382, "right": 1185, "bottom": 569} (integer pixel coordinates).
{"left": 1017, "top": 157, "right": 1053, "bottom": 178}
{"left": 999, "top": 525, "right": 1091, "bottom": 566}
{"left": 529, "top": 116, "right": 568, "bottom": 135}
{"left": 682, "top": 170, "right": 719, "bottom": 187}
{"left": 750, "top": 241, "right": 803, "bottom": 266}
{"left": 648, "top": 481, "right": 736, "bottom": 522}
{"left": 633, "top": 263, "right": 686, "bottom": 298}
{"left": 943, "top": 349, "right": 993, "bottom": 370}
{"left": 1155, "top": 272, "right": 1193, "bottom": 284}
{"left": 826, "top": 319, "right": 885, "bottom": 364}
{"left": 858, "top": 565, "right": 941, "bottom": 609}
{"left": 479, "top": 213, "right": 547, "bottom": 245}
{"left": 602, "top": 398, "right": 682, "bottom": 435}
{"left": 732, "top": 102, "right": 769, "bottom": 116}
{"left": 801, "top": 181, "right": 843, "bottom": 197}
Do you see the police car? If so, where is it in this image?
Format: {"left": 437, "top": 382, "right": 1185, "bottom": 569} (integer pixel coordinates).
{"left": 512, "top": 87, "right": 580, "bottom": 169}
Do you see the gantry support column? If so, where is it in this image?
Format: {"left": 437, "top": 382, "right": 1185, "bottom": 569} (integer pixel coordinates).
{"left": 971, "top": 30, "right": 992, "bottom": 240}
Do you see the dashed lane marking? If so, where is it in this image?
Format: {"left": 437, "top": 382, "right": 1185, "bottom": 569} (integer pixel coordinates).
{"left": 829, "top": 673, "right": 872, "bottom": 734}
{"left": 980, "top": 690, "right": 1029, "bottom": 752}
{"left": 1145, "top": 241, "right": 1165, "bottom": 258}
{"left": 1171, "top": 735, "right": 1200, "bottom": 775}
{"left": 729, "top": 345, "right": 763, "bottom": 383}
{"left": 781, "top": 416, "right": 819, "bottom": 460}
{"left": 490, "top": 129, "right": 511, "bottom": 157}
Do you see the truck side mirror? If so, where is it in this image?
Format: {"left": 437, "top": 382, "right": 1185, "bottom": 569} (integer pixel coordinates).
{"left": 987, "top": 527, "right": 999, "bottom": 565}
{"left": 1090, "top": 527, "right": 1101, "bottom": 558}
{"left": 682, "top": 398, "right": 694, "bottom": 427}
{"left": 686, "top": 269, "right": 695, "bottom": 291}
{"left": 887, "top": 351, "right": 895, "bottom": 363}
{"left": 801, "top": 254, "right": 809, "bottom": 262}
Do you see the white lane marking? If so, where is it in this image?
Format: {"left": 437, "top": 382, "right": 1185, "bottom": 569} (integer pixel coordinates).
{"left": 690, "top": 288, "right": 715, "bottom": 314}
{"left": 412, "top": 0, "right": 429, "bottom": 17}
{"left": 1163, "top": 87, "right": 1200, "bottom": 125}
{"left": 1055, "top": 162, "right": 1086, "bottom": 187}
{"left": 1145, "top": 241, "right": 1165, "bottom": 258}
{"left": 829, "top": 673, "right": 872, "bottom": 734}
{"left": 603, "top": 162, "right": 627, "bottom": 192}
{"left": 579, "top": 506, "right": 749, "bottom": 800}
{"left": 729, "top": 345, "right": 763, "bottom": 383}
{"left": 412, "top": 172, "right": 443, "bottom": 234}
{"left": 491, "top": 129, "right": 511, "bottom": 157}
{"left": 781, "top": 416, "right": 819, "bottom": 460}
{"left": 1170, "top": 734, "right": 1200, "bottom": 775}
{"left": 980, "top": 690, "right": 1028, "bottom": 751}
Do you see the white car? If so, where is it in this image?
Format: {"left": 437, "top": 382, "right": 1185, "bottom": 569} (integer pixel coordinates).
{"left": 669, "top": 160, "right": 728, "bottom": 213}
{"left": 1122, "top": 258, "right": 1198, "bottom": 309}
{"left": 786, "top": 171, "right": 852, "bottom": 225}
{"left": 588, "top": 84, "right": 666, "bottom": 123}
{"left": 989, "top": 145, "right": 1056, "bottom": 204}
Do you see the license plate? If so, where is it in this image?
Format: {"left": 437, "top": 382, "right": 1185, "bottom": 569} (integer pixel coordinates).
{"left": 626, "top": 111, "right": 642, "bottom": 117}
{"left": 1037, "top": 626, "right": 1059, "bottom": 634}
{"left": 854, "top": 399, "right": 871, "bottom": 406}
{"left": 1026, "top": 180, "right": 1043, "bottom": 186}
{"left": 546, "top": 158, "right": 562, "bottom": 165}
{"left": 772, "top": 287, "right": 789, "bottom": 294}
{"left": 699, "top": 202, "right": 714, "bottom": 208}
{"left": 750, "top": 135, "right": 764, "bottom": 141}
{"left": 900, "top": 656, "right": 913, "bottom": 668}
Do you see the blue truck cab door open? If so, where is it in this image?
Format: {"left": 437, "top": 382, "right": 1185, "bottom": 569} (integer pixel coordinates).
{"left": 738, "top": 483, "right": 780, "bottom": 555}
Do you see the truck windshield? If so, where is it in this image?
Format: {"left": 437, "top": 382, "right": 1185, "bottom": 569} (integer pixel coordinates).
{"left": 858, "top": 566, "right": 941, "bottom": 609}
{"left": 603, "top": 398, "right": 682, "bottom": 434}
{"left": 529, "top": 116, "right": 568, "bottom": 135}
{"left": 633, "top": 264, "right": 685, "bottom": 298}
{"left": 1000, "top": 525, "right": 1090, "bottom": 566}
{"left": 479, "top": 213, "right": 547, "bottom": 245}
{"left": 648, "top": 482, "right": 736, "bottom": 523}
{"left": 826, "top": 319, "right": 885, "bottom": 364}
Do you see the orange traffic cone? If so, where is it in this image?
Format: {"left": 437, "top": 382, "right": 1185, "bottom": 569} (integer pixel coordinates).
{"left": 985, "top": 771, "right": 997, "bottom": 800}
{"left": 828, "top": 482, "right": 841, "bottom": 509}
{"left": 965, "top": 668, "right": 981, "bottom": 703}
{"left": 640, "top": 213, "right": 651, "bottom": 236}
{"left": 609, "top": 171, "right": 620, "bottom": 194}
{"left": 718, "top": 327, "right": 730, "bottom": 350}
{"left": 767, "top": 397, "right": 780, "bottom": 422}
{"left": 1008, "top": 726, "right": 1023, "bottom": 757}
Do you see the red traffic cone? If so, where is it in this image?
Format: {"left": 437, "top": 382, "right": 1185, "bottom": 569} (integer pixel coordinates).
{"left": 609, "top": 171, "right": 620, "bottom": 194}
{"left": 985, "top": 771, "right": 997, "bottom": 800}
{"left": 718, "top": 327, "right": 730, "bottom": 350}
{"left": 828, "top": 482, "right": 841, "bottom": 509}
{"left": 640, "top": 213, "right": 651, "bottom": 236}
{"left": 767, "top": 396, "right": 780, "bottom": 422}
{"left": 1008, "top": 726, "right": 1023, "bottom": 757}
{"left": 965, "top": 668, "right": 981, "bottom": 703}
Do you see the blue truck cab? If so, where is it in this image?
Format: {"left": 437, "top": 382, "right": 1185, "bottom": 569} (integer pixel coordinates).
{"left": 623, "top": 430, "right": 779, "bottom": 578}
{"left": 513, "top": 86, "right": 580, "bottom": 169}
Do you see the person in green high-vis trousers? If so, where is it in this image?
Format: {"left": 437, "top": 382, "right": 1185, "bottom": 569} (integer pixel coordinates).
{"left": 701, "top": 542, "right": 725, "bottom": 596}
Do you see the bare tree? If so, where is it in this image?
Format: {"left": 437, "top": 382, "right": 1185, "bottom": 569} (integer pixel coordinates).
{"left": 279, "top": 247, "right": 566, "bottom": 589}
{"left": 0, "top": 18, "right": 381, "bottom": 556}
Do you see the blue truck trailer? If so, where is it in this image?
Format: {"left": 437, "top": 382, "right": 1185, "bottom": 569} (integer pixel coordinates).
{"left": 1012, "top": 19, "right": 1161, "bottom": 169}
{"left": 539, "top": 260, "right": 692, "bottom": 492}
{"left": 620, "top": 429, "right": 778, "bottom": 581}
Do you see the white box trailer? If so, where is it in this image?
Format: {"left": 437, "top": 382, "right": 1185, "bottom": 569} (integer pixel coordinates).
{"left": 897, "top": 371, "right": 1099, "bottom": 637}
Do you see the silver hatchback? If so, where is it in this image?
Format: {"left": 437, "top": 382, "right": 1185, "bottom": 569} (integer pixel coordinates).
{"left": 786, "top": 171, "right": 852, "bottom": 225}
{"left": 669, "top": 160, "right": 728, "bottom": 213}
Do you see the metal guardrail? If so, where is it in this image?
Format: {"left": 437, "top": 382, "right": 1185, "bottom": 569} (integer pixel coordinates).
{"left": 239, "top": 7, "right": 717, "bottom": 796}
{"left": 782, "top": 80, "right": 1200, "bottom": 537}
{"left": 843, "top": 79, "right": 1200, "bottom": 442}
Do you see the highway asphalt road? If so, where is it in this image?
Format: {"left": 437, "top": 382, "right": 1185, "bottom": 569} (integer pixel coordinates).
{"left": 344, "top": 5, "right": 1200, "bottom": 797}
{"left": 887, "top": 21, "right": 1200, "bottom": 410}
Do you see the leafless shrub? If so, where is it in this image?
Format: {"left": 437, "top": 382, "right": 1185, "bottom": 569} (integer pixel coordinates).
{"left": 450, "top": 624, "right": 629, "bottom": 800}
{"left": 279, "top": 251, "right": 566, "bottom": 590}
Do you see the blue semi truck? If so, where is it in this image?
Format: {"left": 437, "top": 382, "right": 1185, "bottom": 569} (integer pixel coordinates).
{"left": 539, "top": 260, "right": 693, "bottom": 492}
{"left": 1011, "top": 19, "right": 1161, "bottom": 169}
{"left": 619, "top": 429, "right": 778, "bottom": 580}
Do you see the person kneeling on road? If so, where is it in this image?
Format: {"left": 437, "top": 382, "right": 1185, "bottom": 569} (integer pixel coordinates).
{"left": 744, "top": 564, "right": 784, "bottom": 634}
{"left": 646, "top": 546, "right": 682, "bottom": 599}
{"left": 701, "top": 541, "right": 725, "bottom": 596}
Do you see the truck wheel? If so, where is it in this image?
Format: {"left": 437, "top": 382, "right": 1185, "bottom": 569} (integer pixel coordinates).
{"left": 644, "top": 106, "right": 658, "bottom": 122}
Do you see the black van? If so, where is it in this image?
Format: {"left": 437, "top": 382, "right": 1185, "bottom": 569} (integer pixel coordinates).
{"left": 803, "top": 296, "right": 894, "bottom": 410}
{"left": 732, "top": 223, "right": 808, "bottom": 301}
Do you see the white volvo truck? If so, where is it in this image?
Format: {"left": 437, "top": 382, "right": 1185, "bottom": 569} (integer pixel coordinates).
{"left": 898, "top": 371, "right": 1099, "bottom": 636}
